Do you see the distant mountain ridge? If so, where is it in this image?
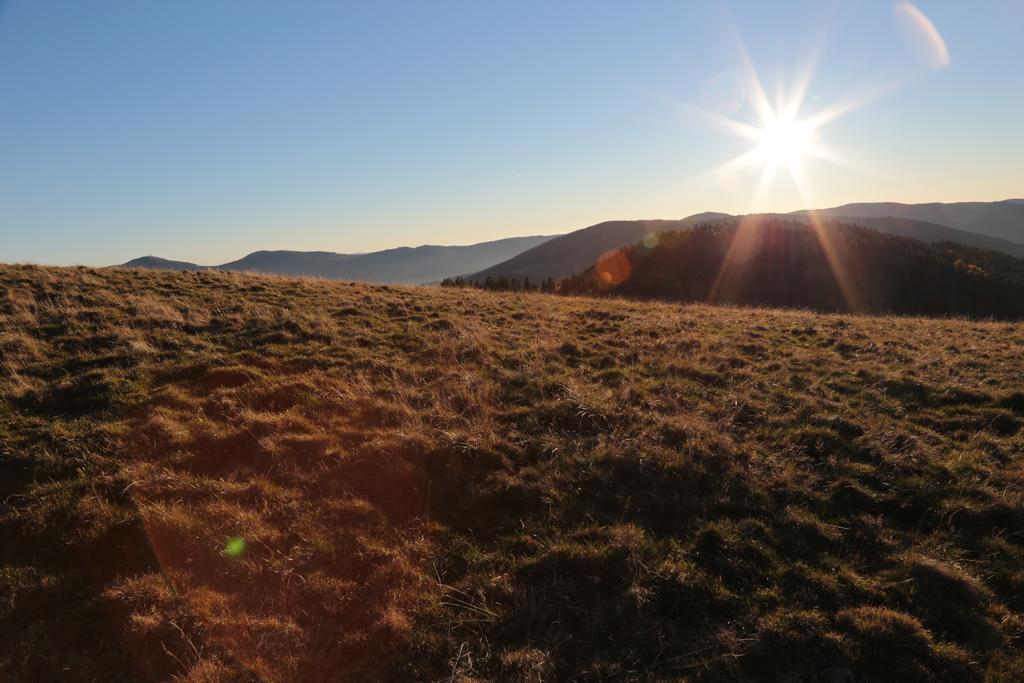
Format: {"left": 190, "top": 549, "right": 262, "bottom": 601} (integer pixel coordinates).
{"left": 122, "top": 200, "right": 1024, "bottom": 286}
{"left": 801, "top": 199, "right": 1024, "bottom": 243}
{"left": 784, "top": 214, "right": 1024, "bottom": 259}
{"left": 120, "top": 234, "right": 557, "bottom": 284}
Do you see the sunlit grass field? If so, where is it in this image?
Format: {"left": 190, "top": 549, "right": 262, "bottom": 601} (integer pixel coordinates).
{"left": 2, "top": 264, "right": 1024, "bottom": 681}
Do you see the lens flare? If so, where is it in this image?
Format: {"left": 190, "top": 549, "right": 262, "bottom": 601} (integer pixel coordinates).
{"left": 894, "top": 2, "right": 950, "bottom": 70}
{"left": 223, "top": 536, "right": 246, "bottom": 557}
{"left": 595, "top": 249, "right": 631, "bottom": 286}
{"left": 700, "top": 72, "right": 746, "bottom": 113}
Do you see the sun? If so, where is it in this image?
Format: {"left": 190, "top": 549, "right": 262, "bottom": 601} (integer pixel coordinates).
{"left": 689, "top": 83, "right": 842, "bottom": 201}
{"left": 685, "top": 29, "right": 878, "bottom": 204}
{"left": 755, "top": 115, "right": 816, "bottom": 167}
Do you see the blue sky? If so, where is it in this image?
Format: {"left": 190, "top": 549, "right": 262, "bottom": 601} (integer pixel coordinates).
{"left": 1, "top": 1, "right": 1021, "bottom": 266}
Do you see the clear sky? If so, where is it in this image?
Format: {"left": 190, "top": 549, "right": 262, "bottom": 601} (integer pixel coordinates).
{"left": 1, "top": 1, "right": 1021, "bottom": 266}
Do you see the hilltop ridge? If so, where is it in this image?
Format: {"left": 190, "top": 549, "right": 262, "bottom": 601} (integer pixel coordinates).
{"left": 802, "top": 199, "right": 1024, "bottom": 242}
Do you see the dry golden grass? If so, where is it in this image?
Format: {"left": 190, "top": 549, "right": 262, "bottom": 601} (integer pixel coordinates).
{"left": 2, "top": 263, "right": 1024, "bottom": 681}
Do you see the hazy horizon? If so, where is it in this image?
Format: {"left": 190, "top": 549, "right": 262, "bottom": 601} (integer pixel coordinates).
{"left": 16, "top": 196, "right": 1024, "bottom": 269}
{"left": 2, "top": 1, "right": 1022, "bottom": 266}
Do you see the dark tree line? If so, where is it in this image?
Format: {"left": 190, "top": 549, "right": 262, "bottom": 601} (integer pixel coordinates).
{"left": 441, "top": 275, "right": 558, "bottom": 292}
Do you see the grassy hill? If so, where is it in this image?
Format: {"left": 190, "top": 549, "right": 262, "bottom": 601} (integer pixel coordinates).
{"left": 559, "top": 217, "right": 1024, "bottom": 319}
{"left": 2, "top": 264, "right": 1024, "bottom": 681}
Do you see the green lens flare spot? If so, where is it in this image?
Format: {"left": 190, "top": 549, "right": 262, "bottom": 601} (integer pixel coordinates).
{"left": 224, "top": 536, "right": 246, "bottom": 557}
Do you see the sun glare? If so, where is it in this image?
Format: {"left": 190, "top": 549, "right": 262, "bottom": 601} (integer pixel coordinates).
{"left": 686, "top": 17, "right": 894, "bottom": 206}
{"left": 688, "top": 19, "right": 901, "bottom": 316}
{"left": 688, "top": 67, "right": 843, "bottom": 205}
{"left": 755, "top": 116, "right": 816, "bottom": 167}
{"left": 690, "top": 2, "right": 949, "bottom": 215}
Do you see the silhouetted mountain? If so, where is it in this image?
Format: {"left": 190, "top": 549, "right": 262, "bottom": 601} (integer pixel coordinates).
{"left": 120, "top": 234, "right": 556, "bottom": 284}
{"left": 121, "top": 256, "right": 208, "bottom": 271}
{"left": 466, "top": 213, "right": 731, "bottom": 283}
{"left": 467, "top": 202, "right": 1024, "bottom": 286}
{"left": 558, "top": 217, "right": 1024, "bottom": 319}
{"left": 787, "top": 214, "right": 1024, "bottom": 258}
{"left": 217, "top": 250, "right": 356, "bottom": 275}
{"left": 802, "top": 200, "right": 1024, "bottom": 243}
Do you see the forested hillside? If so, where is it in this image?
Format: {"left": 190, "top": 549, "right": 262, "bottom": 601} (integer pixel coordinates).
{"left": 558, "top": 218, "right": 1024, "bottom": 319}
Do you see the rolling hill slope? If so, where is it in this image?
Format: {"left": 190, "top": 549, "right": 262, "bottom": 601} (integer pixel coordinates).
{"left": 120, "top": 234, "right": 557, "bottom": 284}
{"left": 3, "top": 264, "right": 1024, "bottom": 680}
{"left": 560, "top": 217, "right": 1024, "bottom": 318}
{"left": 465, "top": 213, "right": 731, "bottom": 283}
